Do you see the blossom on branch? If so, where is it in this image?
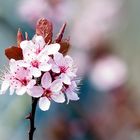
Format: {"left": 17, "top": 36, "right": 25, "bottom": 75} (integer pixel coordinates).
{"left": 0, "top": 18, "right": 80, "bottom": 111}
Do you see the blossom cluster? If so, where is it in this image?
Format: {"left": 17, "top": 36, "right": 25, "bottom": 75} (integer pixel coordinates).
{"left": 0, "top": 18, "right": 79, "bottom": 111}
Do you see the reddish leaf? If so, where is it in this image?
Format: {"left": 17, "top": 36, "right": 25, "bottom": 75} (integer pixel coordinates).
{"left": 59, "top": 39, "right": 70, "bottom": 55}
{"left": 36, "top": 18, "right": 53, "bottom": 44}
{"left": 55, "top": 23, "right": 66, "bottom": 43}
{"left": 17, "top": 28, "right": 24, "bottom": 48}
{"left": 25, "top": 32, "right": 29, "bottom": 40}
{"left": 5, "top": 46, "right": 23, "bottom": 60}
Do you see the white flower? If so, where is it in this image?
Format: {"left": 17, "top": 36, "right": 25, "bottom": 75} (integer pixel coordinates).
{"left": 0, "top": 62, "right": 36, "bottom": 95}
{"left": 65, "top": 81, "right": 80, "bottom": 104}
{"left": 52, "top": 52, "right": 77, "bottom": 85}
{"left": 28, "top": 72, "right": 65, "bottom": 111}
{"left": 1, "top": 39, "right": 79, "bottom": 110}
{"left": 20, "top": 36, "right": 60, "bottom": 77}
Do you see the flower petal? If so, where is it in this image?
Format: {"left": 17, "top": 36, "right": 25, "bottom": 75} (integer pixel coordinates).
{"left": 51, "top": 93, "right": 65, "bottom": 103}
{"left": 39, "top": 97, "right": 51, "bottom": 111}
{"left": 10, "top": 87, "right": 15, "bottom": 95}
{"left": 66, "top": 91, "right": 79, "bottom": 104}
{"left": 31, "top": 67, "right": 41, "bottom": 78}
{"left": 60, "top": 73, "right": 71, "bottom": 85}
{"left": 23, "top": 50, "right": 36, "bottom": 61}
{"left": 20, "top": 40, "right": 34, "bottom": 50}
{"left": 41, "top": 72, "right": 52, "bottom": 89}
{"left": 33, "top": 35, "right": 45, "bottom": 48}
{"left": 16, "top": 86, "right": 27, "bottom": 95}
{"left": 52, "top": 65, "right": 60, "bottom": 73}
{"left": 45, "top": 43, "right": 60, "bottom": 55}
{"left": 39, "top": 63, "right": 52, "bottom": 72}
{"left": 37, "top": 54, "right": 50, "bottom": 63}
{"left": 59, "top": 40, "right": 70, "bottom": 55}
{"left": 28, "top": 86, "right": 43, "bottom": 98}
{"left": 65, "top": 55, "right": 73, "bottom": 67}
{"left": 5, "top": 46, "right": 23, "bottom": 60}
{"left": 50, "top": 79, "right": 62, "bottom": 93}
{"left": 54, "top": 52, "right": 64, "bottom": 66}
{"left": 66, "top": 70, "right": 77, "bottom": 78}
{"left": 27, "top": 80, "right": 36, "bottom": 89}
{"left": 0, "top": 80, "right": 10, "bottom": 94}
{"left": 36, "top": 18, "right": 53, "bottom": 43}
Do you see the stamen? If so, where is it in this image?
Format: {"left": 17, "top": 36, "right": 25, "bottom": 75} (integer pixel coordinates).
{"left": 31, "top": 60, "right": 40, "bottom": 68}
{"left": 59, "top": 66, "right": 68, "bottom": 73}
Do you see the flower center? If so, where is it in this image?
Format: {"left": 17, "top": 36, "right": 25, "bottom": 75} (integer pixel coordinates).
{"left": 21, "top": 78, "right": 29, "bottom": 86}
{"left": 43, "top": 89, "right": 52, "bottom": 99}
{"left": 60, "top": 66, "right": 67, "bottom": 73}
{"left": 35, "top": 48, "right": 42, "bottom": 54}
{"left": 31, "top": 60, "right": 40, "bottom": 68}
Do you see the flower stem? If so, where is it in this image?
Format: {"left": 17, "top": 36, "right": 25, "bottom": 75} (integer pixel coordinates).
{"left": 28, "top": 97, "right": 38, "bottom": 140}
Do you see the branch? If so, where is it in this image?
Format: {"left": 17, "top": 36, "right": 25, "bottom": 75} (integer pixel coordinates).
{"left": 26, "top": 97, "right": 38, "bottom": 140}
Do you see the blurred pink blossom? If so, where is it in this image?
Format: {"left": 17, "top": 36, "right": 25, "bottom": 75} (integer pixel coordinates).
{"left": 18, "top": 0, "right": 48, "bottom": 25}
{"left": 71, "top": 0, "right": 123, "bottom": 50}
{"left": 89, "top": 55, "right": 127, "bottom": 91}
{"left": 18, "top": 0, "right": 75, "bottom": 26}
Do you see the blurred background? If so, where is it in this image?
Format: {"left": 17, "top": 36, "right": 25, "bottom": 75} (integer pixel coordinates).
{"left": 0, "top": 0, "right": 140, "bottom": 139}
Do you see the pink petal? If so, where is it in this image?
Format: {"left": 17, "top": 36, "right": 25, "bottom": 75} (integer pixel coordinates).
{"left": 16, "top": 86, "right": 27, "bottom": 95}
{"left": 37, "top": 54, "right": 50, "bottom": 63}
{"left": 0, "top": 80, "right": 9, "bottom": 94}
{"left": 60, "top": 73, "right": 71, "bottom": 85}
{"left": 33, "top": 35, "right": 45, "bottom": 48}
{"left": 50, "top": 79, "right": 62, "bottom": 93}
{"left": 54, "top": 52, "right": 64, "bottom": 66}
{"left": 10, "top": 87, "right": 15, "bottom": 95}
{"left": 9, "top": 59, "right": 20, "bottom": 73}
{"left": 31, "top": 67, "right": 41, "bottom": 78}
{"left": 28, "top": 86, "right": 43, "bottom": 98}
{"left": 23, "top": 50, "right": 36, "bottom": 61}
{"left": 39, "top": 63, "right": 52, "bottom": 72}
{"left": 52, "top": 65, "right": 60, "bottom": 73}
{"left": 45, "top": 43, "right": 60, "bottom": 55}
{"left": 41, "top": 72, "right": 52, "bottom": 89}
{"left": 51, "top": 93, "right": 65, "bottom": 103}
{"left": 27, "top": 80, "right": 36, "bottom": 89}
{"left": 66, "top": 91, "right": 79, "bottom": 104}
{"left": 39, "top": 97, "right": 51, "bottom": 111}
{"left": 71, "top": 81, "right": 78, "bottom": 89}
{"left": 65, "top": 55, "right": 73, "bottom": 67}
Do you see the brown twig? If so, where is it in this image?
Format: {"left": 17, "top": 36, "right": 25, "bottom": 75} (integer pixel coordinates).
{"left": 26, "top": 97, "right": 38, "bottom": 140}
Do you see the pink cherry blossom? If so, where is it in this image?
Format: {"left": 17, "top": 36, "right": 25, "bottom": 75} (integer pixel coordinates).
{"left": 65, "top": 81, "right": 80, "bottom": 104}
{"left": 20, "top": 36, "right": 60, "bottom": 77}
{"left": 0, "top": 31, "right": 80, "bottom": 111}
{"left": 28, "top": 72, "right": 65, "bottom": 111}
{"left": 1, "top": 60, "right": 36, "bottom": 95}
{"left": 52, "top": 52, "right": 77, "bottom": 85}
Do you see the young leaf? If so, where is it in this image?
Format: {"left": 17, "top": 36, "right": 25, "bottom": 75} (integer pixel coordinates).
{"left": 59, "top": 39, "right": 70, "bottom": 55}
{"left": 36, "top": 18, "right": 53, "bottom": 44}
{"left": 17, "top": 28, "right": 24, "bottom": 48}
{"left": 55, "top": 23, "right": 66, "bottom": 43}
{"left": 25, "top": 32, "right": 29, "bottom": 40}
{"left": 5, "top": 46, "right": 23, "bottom": 60}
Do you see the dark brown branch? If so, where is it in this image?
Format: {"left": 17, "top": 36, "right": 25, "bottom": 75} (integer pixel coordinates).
{"left": 27, "top": 97, "right": 38, "bottom": 140}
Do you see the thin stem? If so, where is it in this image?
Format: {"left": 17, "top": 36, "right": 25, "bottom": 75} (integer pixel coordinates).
{"left": 27, "top": 97, "right": 38, "bottom": 140}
